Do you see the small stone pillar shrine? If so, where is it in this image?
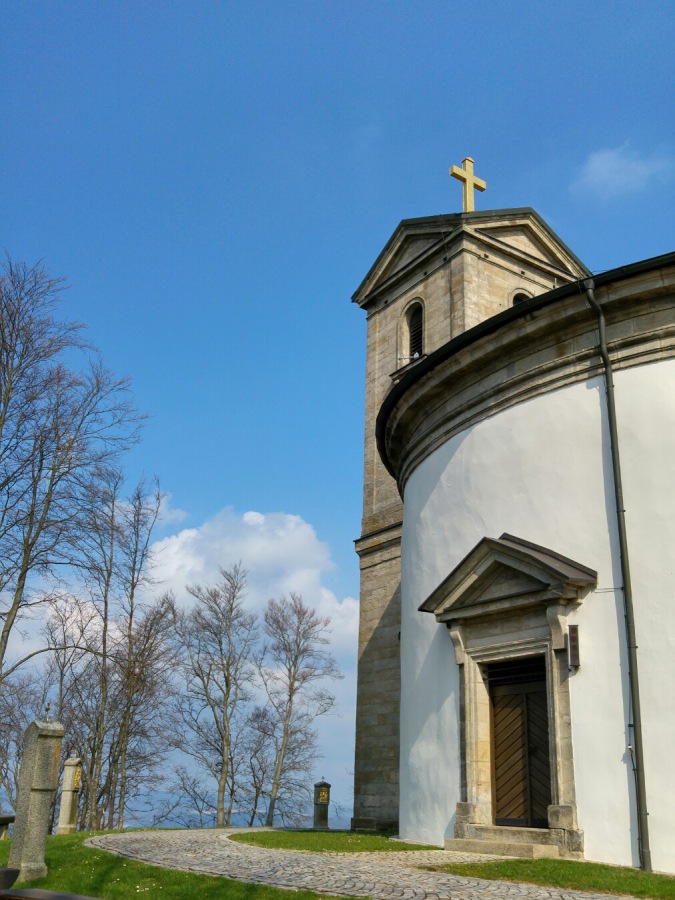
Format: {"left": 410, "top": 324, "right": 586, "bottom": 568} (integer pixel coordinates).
{"left": 9, "top": 719, "right": 64, "bottom": 882}
{"left": 313, "top": 779, "right": 330, "bottom": 831}
{"left": 56, "top": 758, "right": 82, "bottom": 835}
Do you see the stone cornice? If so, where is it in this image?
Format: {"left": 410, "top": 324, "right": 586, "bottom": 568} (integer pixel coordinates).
{"left": 377, "top": 253, "right": 675, "bottom": 490}
{"left": 354, "top": 521, "right": 403, "bottom": 558}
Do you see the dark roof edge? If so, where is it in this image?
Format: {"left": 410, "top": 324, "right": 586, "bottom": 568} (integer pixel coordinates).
{"left": 376, "top": 249, "right": 675, "bottom": 478}
{"left": 498, "top": 533, "right": 597, "bottom": 580}
{"left": 351, "top": 207, "right": 590, "bottom": 303}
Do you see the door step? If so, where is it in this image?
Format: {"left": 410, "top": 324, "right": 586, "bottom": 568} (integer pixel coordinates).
{"left": 445, "top": 837, "right": 559, "bottom": 858}
{"left": 446, "top": 826, "right": 560, "bottom": 858}
{"left": 469, "top": 825, "right": 559, "bottom": 845}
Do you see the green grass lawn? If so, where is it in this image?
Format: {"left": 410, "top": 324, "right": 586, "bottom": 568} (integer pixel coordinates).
{"left": 427, "top": 858, "right": 675, "bottom": 900}
{"left": 233, "top": 831, "right": 675, "bottom": 898}
{"left": 1, "top": 830, "right": 674, "bottom": 899}
{"left": 229, "top": 829, "right": 438, "bottom": 852}
{"left": 0, "top": 832, "right": 340, "bottom": 900}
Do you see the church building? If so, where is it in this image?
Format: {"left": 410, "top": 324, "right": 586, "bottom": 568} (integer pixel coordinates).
{"left": 351, "top": 158, "right": 675, "bottom": 873}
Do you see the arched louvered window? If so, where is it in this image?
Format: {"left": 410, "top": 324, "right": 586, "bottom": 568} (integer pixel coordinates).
{"left": 408, "top": 305, "right": 424, "bottom": 359}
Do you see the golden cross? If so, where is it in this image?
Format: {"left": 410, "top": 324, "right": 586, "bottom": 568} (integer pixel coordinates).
{"left": 450, "top": 157, "right": 487, "bottom": 212}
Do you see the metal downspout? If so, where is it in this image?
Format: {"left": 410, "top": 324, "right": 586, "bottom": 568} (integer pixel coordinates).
{"left": 583, "top": 278, "right": 652, "bottom": 872}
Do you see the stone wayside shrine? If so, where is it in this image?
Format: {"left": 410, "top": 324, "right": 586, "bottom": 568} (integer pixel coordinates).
{"left": 313, "top": 779, "right": 331, "bottom": 830}
{"left": 9, "top": 719, "right": 64, "bottom": 883}
{"left": 350, "top": 158, "right": 675, "bottom": 873}
{"left": 56, "top": 759, "right": 82, "bottom": 836}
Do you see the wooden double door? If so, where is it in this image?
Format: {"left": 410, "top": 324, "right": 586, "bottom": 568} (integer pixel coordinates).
{"left": 488, "top": 657, "right": 551, "bottom": 828}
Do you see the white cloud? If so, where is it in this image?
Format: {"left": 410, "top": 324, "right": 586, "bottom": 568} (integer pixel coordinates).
{"left": 242, "top": 511, "right": 265, "bottom": 526}
{"left": 157, "top": 492, "right": 188, "bottom": 526}
{"left": 572, "top": 144, "right": 674, "bottom": 199}
{"left": 150, "top": 506, "right": 357, "bottom": 655}
{"left": 150, "top": 505, "right": 359, "bottom": 812}
{"left": 8, "top": 506, "right": 359, "bottom": 671}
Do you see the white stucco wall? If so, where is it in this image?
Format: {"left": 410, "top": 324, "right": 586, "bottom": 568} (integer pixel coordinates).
{"left": 613, "top": 360, "right": 675, "bottom": 872}
{"left": 399, "top": 360, "right": 675, "bottom": 872}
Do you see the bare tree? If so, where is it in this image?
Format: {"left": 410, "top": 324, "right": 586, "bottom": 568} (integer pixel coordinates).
{"left": 49, "top": 588, "right": 174, "bottom": 832}
{"left": 76, "top": 466, "right": 122, "bottom": 829}
{"left": 69, "top": 474, "right": 168, "bottom": 830}
{"left": 242, "top": 706, "right": 276, "bottom": 826}
{"left": 105, "top": 480, "right": 164, "bottom": 828}
{"left": 259, "top": 593, "right": 342, "bottom": 826}
{"left": 0, "top": 258, "right": 141, "bottom": 682}
{"left": 2, "top": 481, "right": 170, "bottom": 833}
{"left": 172, "top": 564, "right": 258, "bottom": 827}
{"left": 41, "top": 595, "right": 98, "bottom": 831}
{"left": 105, "top": 591, "right": 176, "bottom": 828}
{"left": 0, "top": 672, "right": 50, "bottom": 811}
{"left": 43, "top": 594, "right": 98, "bottom": 730}
{"left": 172, "top": 767, "right": 215, "bottom": 828}
{"left": 38, "top": 471, "right": 162, "bottom": 831}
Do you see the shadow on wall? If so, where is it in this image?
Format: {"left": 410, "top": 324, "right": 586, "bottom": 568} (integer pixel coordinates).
{"left": 403, "top": 606, "right": 461, "bottom": 841}
{"left": 353, "top": 580, "right": 401, "bottom": 828}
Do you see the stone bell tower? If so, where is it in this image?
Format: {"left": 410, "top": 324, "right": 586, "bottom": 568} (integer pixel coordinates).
{"left": 351, "top": 160, "right": 588, "bottom": 830}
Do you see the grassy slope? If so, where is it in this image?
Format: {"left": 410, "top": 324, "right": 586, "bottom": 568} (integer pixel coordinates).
{"left": 0, "top": 833, "right": 333, "bottom": 900}
{"left": 429, "top": 859, "right": 675, "bottom": 900}
{"left": 1, "top": 830, "right": 673, "bottom": 899}
{"left": 229, "top": 830, "right": 438, "bottom": 852}
{"left": 233, "top": 832, "right": 675, "bottom": 898}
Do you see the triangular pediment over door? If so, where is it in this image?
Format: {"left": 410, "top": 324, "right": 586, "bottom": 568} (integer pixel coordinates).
{"left": 419, "top": 533, "right": 597, "bottom": 626}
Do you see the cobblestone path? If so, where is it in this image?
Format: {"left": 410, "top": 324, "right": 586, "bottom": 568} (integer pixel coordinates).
{"left": 87, "top": 830, "right": 641, "bottom": 900}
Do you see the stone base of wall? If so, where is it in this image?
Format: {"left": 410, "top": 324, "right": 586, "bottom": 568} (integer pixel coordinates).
{"left": 351, "top": 816, "right": 399, "bottom": 833}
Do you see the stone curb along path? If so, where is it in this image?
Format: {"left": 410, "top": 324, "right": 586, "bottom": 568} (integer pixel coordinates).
{"left": 86, "top": 830, "right": 643, "bottom": 900}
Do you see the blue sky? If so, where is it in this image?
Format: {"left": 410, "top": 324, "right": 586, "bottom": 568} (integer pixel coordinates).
{"left": 2, "top": 0, "right": 673, "bottom": 819}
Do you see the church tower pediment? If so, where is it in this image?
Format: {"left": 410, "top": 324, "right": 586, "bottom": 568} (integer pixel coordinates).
{"left": 352, "top": 208, "right": 589, "bottom": 312}
{"left": 374, "top": 232, "right": 447, "bottom": 287}
{"left": 471, "top": 218, "right": 583, "bottom": 272}
{"left": 351, "top": 223, "right": 454, "bottom": 306}
{"left": 419, "top": 533, "right": 597, "bottom": 624}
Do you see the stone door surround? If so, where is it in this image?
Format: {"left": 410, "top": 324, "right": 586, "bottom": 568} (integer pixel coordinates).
{"left": 419, "top": 533, "right": 597, "bottom": 857}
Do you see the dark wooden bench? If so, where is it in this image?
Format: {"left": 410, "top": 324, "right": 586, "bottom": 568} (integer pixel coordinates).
{"left": 0, "top": 817, "right": 14, "bottom": 841}
{"left": 0, "top": 871, "right": 18, "bottom": 891}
